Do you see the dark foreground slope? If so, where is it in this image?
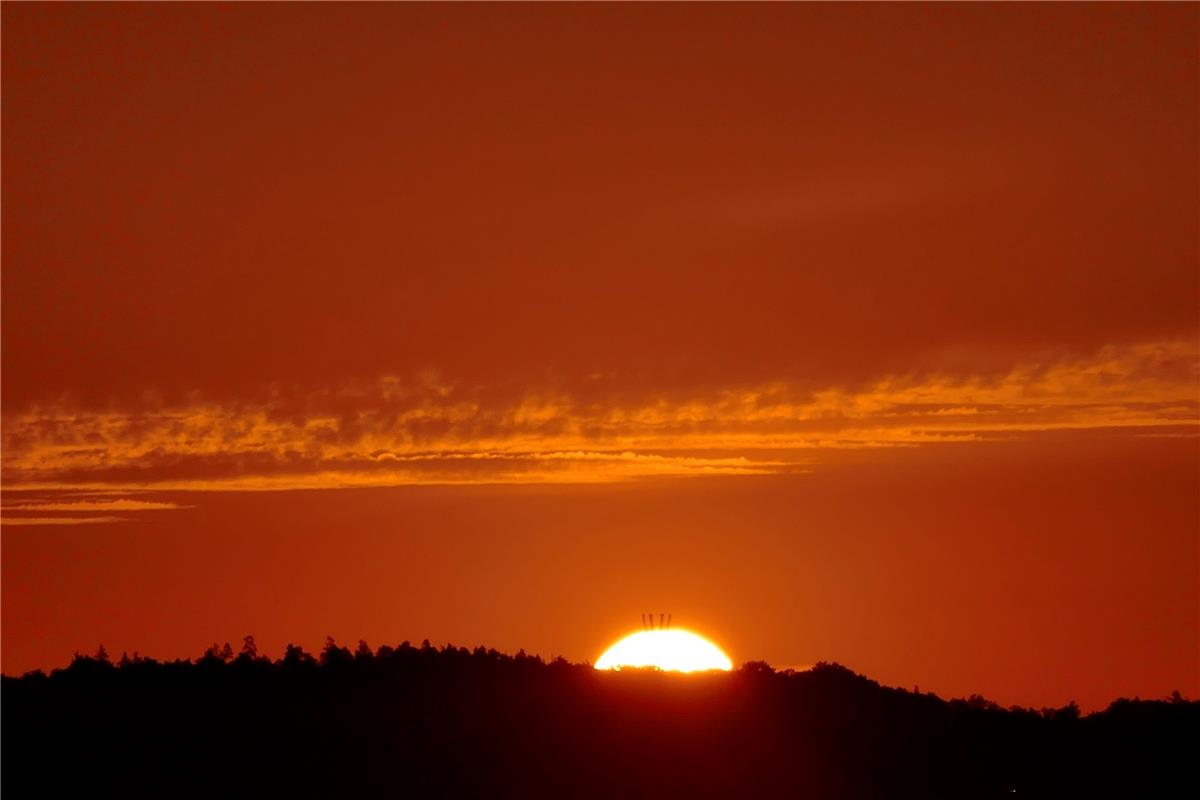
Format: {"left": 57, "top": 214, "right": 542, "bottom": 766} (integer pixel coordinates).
{"left": 3, "top": 641, "right": 1196, "bottom": 798}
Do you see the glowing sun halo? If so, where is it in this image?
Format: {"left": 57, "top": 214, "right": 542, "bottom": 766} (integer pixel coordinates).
{"left": 594, "top": 629, "right": 733, "bottom": 672}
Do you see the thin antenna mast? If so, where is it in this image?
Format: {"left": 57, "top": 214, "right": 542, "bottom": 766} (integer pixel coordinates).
{"left": 638, "top": 612, "right": 675, "bottom": 631}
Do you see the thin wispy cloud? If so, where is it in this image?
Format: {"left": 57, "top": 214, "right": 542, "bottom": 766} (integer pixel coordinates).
{"left": 1, "top": 516, "right": 128, "bottom": 526}
{"left": 2, "top": 499, "right": 191, "bottom": 512}
{"left": 2, "top": 339, "right": 1195, "bottom": 492}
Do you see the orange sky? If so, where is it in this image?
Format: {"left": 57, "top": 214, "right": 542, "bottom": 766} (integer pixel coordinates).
{"left": 3, "top": 3, "right": 1197, "bottom": 710}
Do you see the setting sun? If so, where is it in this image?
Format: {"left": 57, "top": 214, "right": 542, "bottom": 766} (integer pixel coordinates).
{"left": 594, "top": 629, "right": 733, "bottom": 673}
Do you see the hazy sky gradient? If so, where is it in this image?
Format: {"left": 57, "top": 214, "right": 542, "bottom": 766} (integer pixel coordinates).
{"left": 3, "top": 3, "right": 1197, "bottom": 710}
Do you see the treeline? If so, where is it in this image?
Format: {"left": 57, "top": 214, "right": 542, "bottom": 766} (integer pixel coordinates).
{"left": 3, "top": 638, "right": 1196, "bottom": 798}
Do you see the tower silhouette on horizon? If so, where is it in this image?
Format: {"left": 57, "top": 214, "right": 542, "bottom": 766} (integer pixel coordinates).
{"left": 640, "top": 613, "right": 672, "bottom": 630}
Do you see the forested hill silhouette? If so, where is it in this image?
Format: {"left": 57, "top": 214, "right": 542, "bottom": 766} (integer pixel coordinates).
{"left": 4, "top": 639, "right": 1196, "bottom": 798}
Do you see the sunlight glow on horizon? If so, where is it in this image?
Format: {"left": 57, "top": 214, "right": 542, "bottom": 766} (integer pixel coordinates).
{"left": 594, "top": 629, "right": 733, "bottom": 673}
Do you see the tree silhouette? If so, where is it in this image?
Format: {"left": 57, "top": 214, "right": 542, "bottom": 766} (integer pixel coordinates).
{"left": 239, "top": 634, "right": 258, "bottom": 660}
{"left": 2, "top": 642, "right": 1195, "bottom": 798}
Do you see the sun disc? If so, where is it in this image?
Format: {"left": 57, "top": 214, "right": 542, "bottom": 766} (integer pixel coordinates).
{"left": 594, "top": 629, "right": 733, "bottom": 672}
